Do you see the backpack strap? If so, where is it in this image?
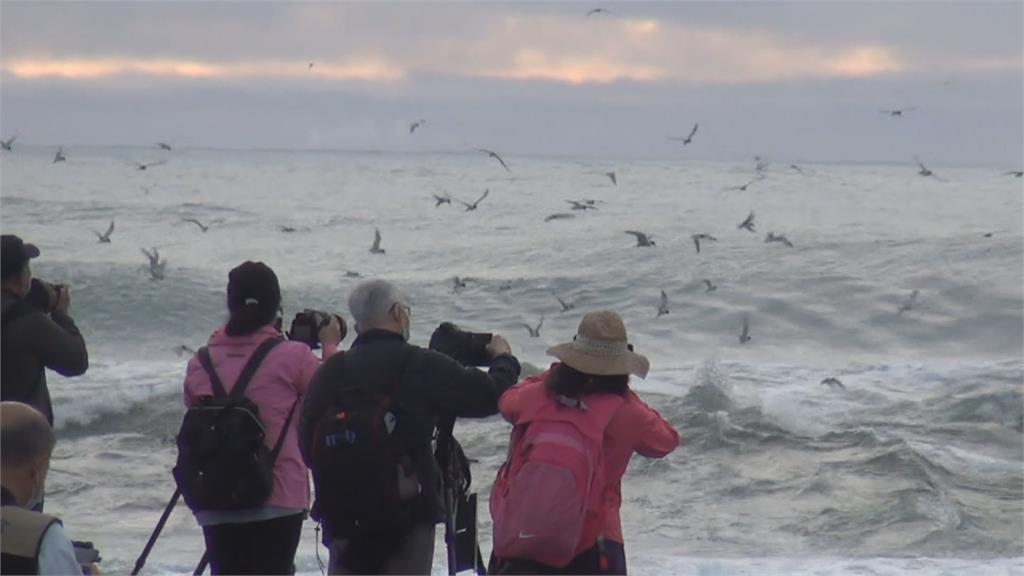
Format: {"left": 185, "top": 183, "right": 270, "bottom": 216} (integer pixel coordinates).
{"left": 267, "top": 398, "right": 300, "bottom": 466}
{"left": 197, "top": 337, "right": 283, "bottom": 399}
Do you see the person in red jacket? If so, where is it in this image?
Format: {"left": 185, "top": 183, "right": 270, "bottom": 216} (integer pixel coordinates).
{"left": 492, "top": 310, "right": 680, "bottom": 575}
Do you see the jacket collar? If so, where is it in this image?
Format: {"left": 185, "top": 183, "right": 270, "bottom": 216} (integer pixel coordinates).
{"left": 207, "top": 324, "right": 281, "bottom": 347}
{"left": 352, "top": 329, "right": 405, "bottom": 348}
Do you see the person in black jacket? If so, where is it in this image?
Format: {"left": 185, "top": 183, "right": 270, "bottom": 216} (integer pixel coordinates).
{"left": 300, "top": 279, "right": 520, "bottom": 575}
{"left": 0, "top": 235, "right": 88, "bottom": 426}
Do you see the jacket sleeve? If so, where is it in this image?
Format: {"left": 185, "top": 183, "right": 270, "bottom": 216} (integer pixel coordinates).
{"left": 24, "top": 311, "right": 88, "bottom": 377}
{"left": 497, "top": 372, "right": 548, "bottom": 424}
{"left": 419, "top": 349, "right": 522, "bottom": 418}
{"left": 298, "top": 356, "right": 340, "bottom": 466}
{"left": 628, "top": 390, "right": 681, "bottom": 458}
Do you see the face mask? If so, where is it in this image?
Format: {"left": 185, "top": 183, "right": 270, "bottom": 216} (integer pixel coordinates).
{"left": 402, "top": 317, "right": 411, "bottom": 341}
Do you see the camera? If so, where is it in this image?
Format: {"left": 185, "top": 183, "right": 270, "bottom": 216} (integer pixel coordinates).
{"left": 25, "top": 278, "right": 64, "bottom": 313}
{"left": 428, "top": 322, "right": 493, "bottom": 367}
{"left": 286, "top": 310, "right": 346, "bottom": 349}
{"left": 72, "top": 540, "right": 101, "bottom": 574}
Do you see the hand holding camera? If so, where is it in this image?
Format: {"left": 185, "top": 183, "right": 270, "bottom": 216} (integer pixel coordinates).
{"left": 429, "top": 322, "right": 513, "bottom": 366}
{"left": 26, "top": 278, "right": 69, "bottom": 315}
{"left": 286, "top": 309, "right": 347, "bottom": 349}
{"left": 485, "top": 334, "right": 511, "bottom": 358}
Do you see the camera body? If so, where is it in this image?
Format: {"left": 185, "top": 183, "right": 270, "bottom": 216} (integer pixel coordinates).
{"left": 72, "top": 540, "right": 101, "bottom": 575}
{"left": 286, "top": 310, "right": 346, "bottom": 349}
{"left": 428, "top": 322, "right": 493, "bottom": 367}
{"left": 25, "top": 278, "right": 64, "bottom": 313}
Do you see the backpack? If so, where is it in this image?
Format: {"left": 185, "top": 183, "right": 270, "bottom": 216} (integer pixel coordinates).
{"left": 490, "top": 393, "right": 624, "bottom": 568}
{"left": 173, "top": 337, "right": 296, "bottom": 512}
{"left": 310, "top": 350, "right": 417, "bottom": 543}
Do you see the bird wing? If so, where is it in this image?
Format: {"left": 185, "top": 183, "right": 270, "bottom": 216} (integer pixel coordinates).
{"left": 703, "top": 279, "right": 713, "bottom": 290}
{"left": 660, "top": 290, "right": 668, "bottom": 308}
{"left": 537, "top": 316, "right": 545, "bottom": 331}
{"left": 105, "top": 220, "right": 115, "bottom": 237}
{"left": 145, "top": 160, "right": 167, "bottom": 168}
{"left": 607, "top": 172, "right": 617, "bottom": 185}
{"left": 741, "top": 316, "right": 750, "bottom": 337}
{"left": 624, "top": 230, "right": 645, "bottom": 242}
{"left": 692, "top": 236, "right": 700, "bottom": 253}
{"left": 373, "top": 228, "right": 382, "bottom": 248}
{"left": 474, "top": 189, "right": 490, "bottom": 205}
{"left": 688, "top": 123, "right": 699, "bottom": 139}
{"left": 5, "top": 135, "right": 16, "bottom": 146}
{"left": 493, "top": 153, "right": 511, "bottom": 172}
{"left": 141, "top": 247, "right": 155, "bottom": 263}
{"left": 913, "top": 156, "right": 928, "bottom": 171}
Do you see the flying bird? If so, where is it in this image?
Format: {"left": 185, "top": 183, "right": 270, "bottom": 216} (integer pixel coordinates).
{"left": 625, "top": 230, "right": 656, "bottom": 247}
{"left": 432, "top": 193, "right": 452, "bottom": 207}
{"left": 1004, "top": 170, "right": 1023, "bottom": 178}
{"left": 586, "top": 8, "right": 609, "bottom": 16}
{"left": 410, "top": 119, "right": 427, "bottom": 134}
{"left": 135, "top": 160, "right": 167, "bottom": 171}
{"left": 566, "top": 200, "right": 599, "bottom": 211}
{"left": 765, "top": 232, "right": 794, "bottom": 248}
{"left": 914, "top": 156, "right": 936, "bottom": 177}
{"left": 820, "top": 377, "right": 845, "bottom": 390}
{"left": 369, "top": 228, "right": 386, "bottom": 254}
{"left": 173, "top": 344, "right": 196, "bottom": 357}
{"left": 157, "top": 142, "right": 172, "bottom": 151}
{"left": 544, "top": 213, "right": 576, "bottom": 222}
{"left": 789, "top": 164, "right": 804, "bottom": 174}
{"left": 452, "top": 276, "right": 468, "bottom": 291}
{"left": 691, "top": 233, "right": 717, "bottom": 254}
{"left": 754, "top": 156, "right": 769, "bottom": 174}
{"left": 94, "top": 220, "right": 115, "bottom": 243}
{"left": 475, "top": 148, "right": 511, "bottom": 172}
{"left": 738, "top": 211, "right": 756, "bottom": 232}
{"left": 981, "top": 232, "right": 995, "bottom": 238}
{"left": 606, "top": 171, "right": 617, "bottom": 185}
{"left": 522, "top": 316, "right": 544, "bottom": 338}
{"left": 141, "top": 247, "right": 167, "bottom": 280}
{"left": 881, "top": 107, "right": 915, "bottom": 116}
{"left": 459, "top": 189, "right": 490, "bottom": 212}
{"left": 308, "top": 62, "right": 314, "bottom": 69}
{"left": 727, "top": 179, "right": 758, "bottom": 192}
{"left": 53, "top": 147, "right": 66, "bottom": 163}
{"left": 702, "top": 279, "right": 717, "bottom": 293}
{"left": 897, "top": 289, "right": 919, "bottom": 315}
{"left": 656, "top": 290, "right": 670, "bottom": 318}
{"left": 1, "top": 134, "right": 17, "bottom": 151}
{"left": 183, "top": 218, "right": 209, "bottom": 233}
{"left": 739, "top": 315, "right": 752, "bottom": 344}
{"left": 556, "top": 296, "right": 575, "bottom": 313}
{"left": 344, "top": 270, "right": 362, "bottom": 278}
{"left": 669, "top": 123, "right": 699, "bottom": 145}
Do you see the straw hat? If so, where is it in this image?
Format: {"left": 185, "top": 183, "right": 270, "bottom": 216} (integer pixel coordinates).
{"left": 546, "top": 311, "right": 650, "bottom": 379}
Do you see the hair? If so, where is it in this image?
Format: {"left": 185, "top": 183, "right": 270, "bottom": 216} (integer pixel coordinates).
{"left": 546, "top": 362, "right": 629, "bottom": 398}
{"left": 225, "top": 262, "right": 281, "bottom": 336}
{"left": 348, "top": 279, "right": 402, "bottom": 329}
{"left": 0, "top": 404, "right": 56, "bottom": 468}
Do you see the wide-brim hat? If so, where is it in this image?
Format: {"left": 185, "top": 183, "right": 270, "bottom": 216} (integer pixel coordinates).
{"left": 547, "top": 310, "right": 650, "bottom": 379}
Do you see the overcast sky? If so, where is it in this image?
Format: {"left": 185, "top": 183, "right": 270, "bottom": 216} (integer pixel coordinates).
{"left": 1, "top": 1, "right": 1021, "bottom": 165}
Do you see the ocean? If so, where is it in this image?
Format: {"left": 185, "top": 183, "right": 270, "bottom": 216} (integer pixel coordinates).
{"left": 1, "top": 145, "right": 1022, "bottom": 575}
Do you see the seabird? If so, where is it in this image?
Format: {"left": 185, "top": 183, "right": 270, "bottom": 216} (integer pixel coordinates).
{"left": 656, "top": 290, "right": 669, "bottom": 317}
{"left": 739, "top": 315, "right": 752, "bottom": 344}
{"left": 183, "top": 218, "right": 209, "bottom": 233}
{"left": 522, "top": 316, "right": 544, "bottom": 338}
{"left": 53, "top": 147, "right": 66, "bottom": 163}
{"left": 702, "top": 279, "right": 717, "bottom": 293}
{"left": 625, "top": 230, "right": 656, "bottom": 247}
{"left": 669, "top": 123, "right": 699, "bottom": 145}
{"left": 94, "top": 220, "right": 115, "bottom": 243}
{"left": 897, "top": 289, "right": 919, "bottom": 315}
{"left": 556, "top": 296, "right": 575, "bottom": 313}
{"left": 820, "top": 377, "right": 845, "bottom": 390}
{"left": 173, "top": 344, "right": 196, "bottom": 357}
{"left": 1004, "top": 170, "right": 1023, "bottom": 178}
{"left": 344, "top": 270, "right": 362, "bottom": 278}
{"left": 432, "top": 193, "right": 452, "bottom": 207}
{"left": 586, "top": 8, "right": 609, "bottom": 16}
{"left": 452, "top": 276, "right": 469, "bottom": 291}
{"left": 308, "top": 62, "right": 314, "bottom": 69}
{"left": 765, "top": 232, "right": 794, "bottom": 248}
{"left": 981, "top": 232, "right": 995, "bottom": 238}
{"left": 789, "top": 164, "right": 803, "bottom": 173}
{"left": 691, "top": 233, "right": 717, "bottom": 254}
{"left": 606, "top": 171, "right": 617, "bottom": 185}
{"left": 157, "top": 142, "right": 172, "bottom": 151}
{"left": 566, "top": 200, "right": 599, "bottom": 211}
{"left": 754, "top": 156, "right": 769, "bottom": 174}
{"left": 410, "top": 119, "right": 427, "bottom": 134}
{"left": 914, "top": 156, "right": 935, "bottom": 177}
{"left": 369, "top": 228, "right": 386, "bottom": 254}
{"left": 141, "top": 247, "right": 167, "bottom": 280}
{"left": 1, "top": 135, "right": 17, "bottom": 151}
{"left": 881, "top": 107, "right": 915, "bottom": 116}
{"left": 727, "top": 179, "right": 757, "bottom": 192}
{"left": 278, "top": 225, "right": 298, "bottom": 233}
{"left": 135, "top": 160, "right": 167, "bottom": 171}
{"left": 544, "top": 213, "right": 576, "bottom": 222}
{"left": 459, "top": 189, "right": 490, "bottom": 212}
{"left": 738, "top": 211, "right": 756, "bottom": 232}
{"left": 475, "top": 148, "right": 511, "bottom": 172}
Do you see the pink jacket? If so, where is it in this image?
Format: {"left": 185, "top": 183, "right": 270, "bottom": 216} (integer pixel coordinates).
{"left": 498, "top": 365, "right": 680, "bottom": 546}
{"left": 183, "top": 325, "right": 336, "bottom": 511}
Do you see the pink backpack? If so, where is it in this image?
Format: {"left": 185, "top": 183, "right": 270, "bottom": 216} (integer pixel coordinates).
{"left": 490, "top": 393, "right": 624, "bottom": 568}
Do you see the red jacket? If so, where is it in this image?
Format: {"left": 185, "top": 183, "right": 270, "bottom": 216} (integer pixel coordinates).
{"left": 498, "top": 365, "right": 680, "bottom": 546}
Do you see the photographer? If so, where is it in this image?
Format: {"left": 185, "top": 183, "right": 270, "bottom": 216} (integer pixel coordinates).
{"left": 1, "top": 235, "right": 89, "bottom": 427}
{"left": 180, "top": 261, "right": 341, "bottom": 575}
{"left": 299, "top": 279, "right": 520, "bottom": 575}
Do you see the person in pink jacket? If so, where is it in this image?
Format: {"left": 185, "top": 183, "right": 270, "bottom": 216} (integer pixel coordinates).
{"left": 182, "top": 261, "right": 342, "bottom": 575}
{"left": 492, "top": 311, "right": 680, "bottom": 575}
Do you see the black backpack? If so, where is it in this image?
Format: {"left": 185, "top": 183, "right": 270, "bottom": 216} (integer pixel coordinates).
{"left": 173, "top": 338, "right": 297, "bottom": 512}
{"left": 310, "top": 351, "right": 416, "bottom": 542}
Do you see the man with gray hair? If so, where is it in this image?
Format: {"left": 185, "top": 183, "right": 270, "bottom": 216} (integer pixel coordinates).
{"left": 300, "top": 279, "right": 521, "bottom": 575}
{"left": 0, "top": 401, "right": 82, "bottom": 575}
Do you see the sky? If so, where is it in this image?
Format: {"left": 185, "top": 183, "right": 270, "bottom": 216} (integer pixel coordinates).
{"left": 1, "top": 1, "right": 1022, "bottom": 165}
